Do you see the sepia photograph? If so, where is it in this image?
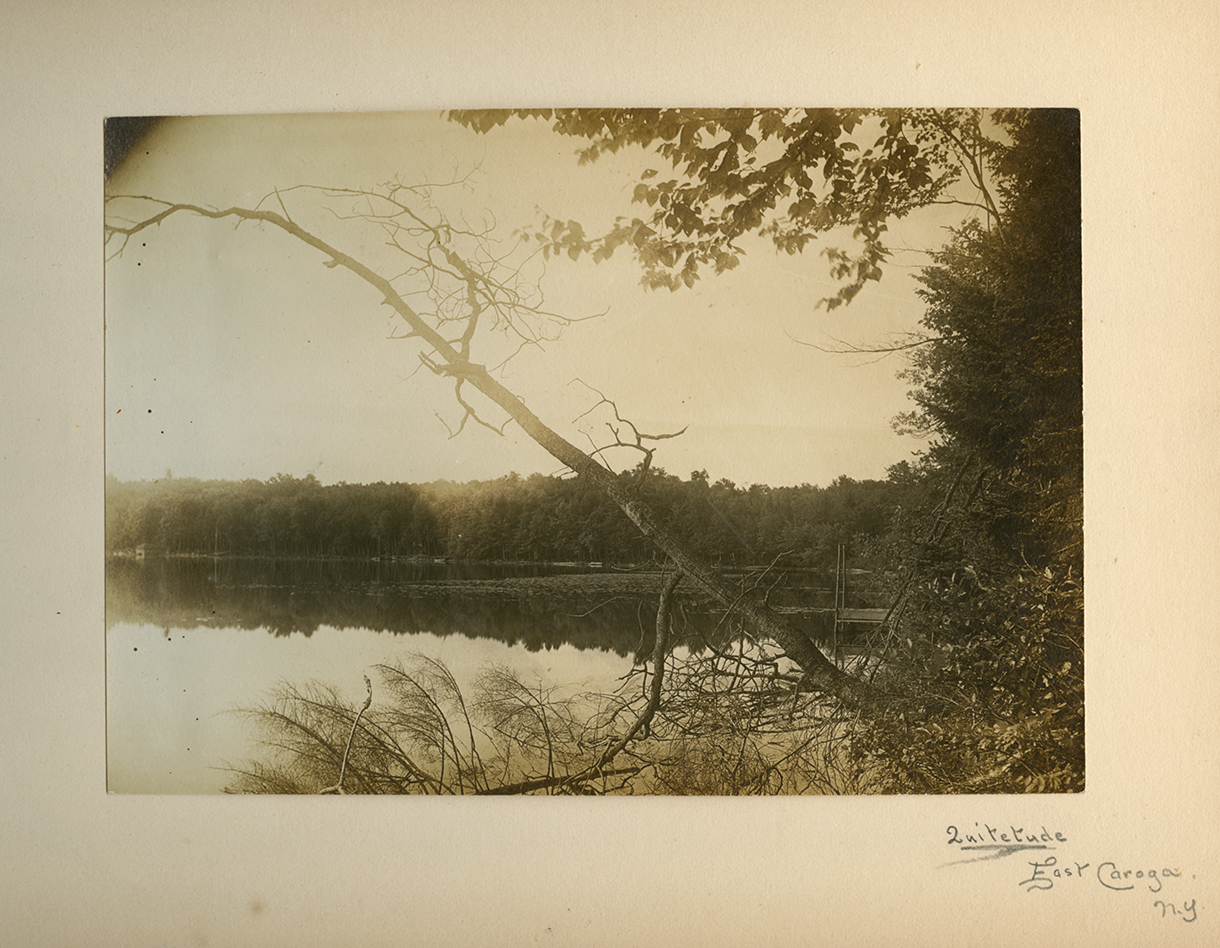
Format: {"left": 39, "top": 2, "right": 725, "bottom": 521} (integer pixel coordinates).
{"left": 105, "top": 109, "right": 1082, "bottom": 796}
{"left": 6, "top": 2, "right": 1218, "bottom": 944}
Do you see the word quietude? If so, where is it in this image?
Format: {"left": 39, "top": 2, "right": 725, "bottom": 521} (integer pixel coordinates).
{"left": 947, "top": 823, "right": 1066, "bottom": 846}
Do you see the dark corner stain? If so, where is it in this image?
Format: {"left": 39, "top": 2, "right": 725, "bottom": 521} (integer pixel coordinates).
{"left": 104, "top": 116, "right": 168, "bottom": 180}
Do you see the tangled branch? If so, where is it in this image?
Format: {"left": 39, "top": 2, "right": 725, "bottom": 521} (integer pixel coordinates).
{"left": 570, "top": 379, "right": 687, "bottom": 479}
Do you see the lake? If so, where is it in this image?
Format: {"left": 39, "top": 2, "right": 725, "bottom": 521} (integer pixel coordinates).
{"left": 106, "top": 557, "right": 845, "bottom": 793}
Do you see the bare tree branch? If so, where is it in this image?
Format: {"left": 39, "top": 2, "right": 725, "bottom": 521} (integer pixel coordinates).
{"left": 106, "top": 190, "right": 878, "bottom": 709}
{"left": 782, "top": 325, "right": 943, "bottom": 361}
{"left": 570, "top": 378, "right": 688, "bottom": 479}
{"left": 318, "top": 675, "right": 373, "bottom": 794}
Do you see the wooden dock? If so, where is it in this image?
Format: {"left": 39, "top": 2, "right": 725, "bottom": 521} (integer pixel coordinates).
{"left": 836, "top": 607, "right": 889, "bottom": 623}
{"left": 831, "top": 545, "right": 891, "bottom": 667}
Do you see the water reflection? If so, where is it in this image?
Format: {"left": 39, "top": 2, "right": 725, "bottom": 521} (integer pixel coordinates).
{"left": 106, "top": 557, "right": 838, "bottom": 654}
{"left": 105, "top": 557, "right": 839, "bottom": 793}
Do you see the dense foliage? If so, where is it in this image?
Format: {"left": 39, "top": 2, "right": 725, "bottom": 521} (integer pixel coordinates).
{"left": 850, "top": 109, "right": 1083, "bottom": 792}
{"left": 106, "top": 468, "right": 898, "bottom": 569}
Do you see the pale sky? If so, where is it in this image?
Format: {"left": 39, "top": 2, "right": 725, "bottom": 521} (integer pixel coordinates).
{"left": 105, "top": 111, "right": 961, "bottom": 488}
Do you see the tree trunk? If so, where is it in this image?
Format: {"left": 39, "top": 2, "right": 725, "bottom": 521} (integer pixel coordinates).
{"left": 463, "top": 366, "right": 875, "bottom": 707}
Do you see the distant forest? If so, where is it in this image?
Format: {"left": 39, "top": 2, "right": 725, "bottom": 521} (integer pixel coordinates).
{"left": 105, "top": 467, "right": 908, "bottom": 568}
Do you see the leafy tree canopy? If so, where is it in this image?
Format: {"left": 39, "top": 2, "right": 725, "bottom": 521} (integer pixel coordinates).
{"left": 449, "top": 108, "right": 998, "bottom": 307}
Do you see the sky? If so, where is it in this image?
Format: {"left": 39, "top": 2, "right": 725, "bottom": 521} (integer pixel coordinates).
{"left": 105, "top": 111, "right": 963, "bottom": 489}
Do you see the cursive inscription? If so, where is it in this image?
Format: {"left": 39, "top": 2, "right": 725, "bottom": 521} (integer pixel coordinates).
{"left": 941, "top": 823, "right": 1067, "bottom": 865}
{"left": 1096, "top": 861, "right": 1182, "bottom": 893}
{"left": 1015, "top": 854, "right": 1197, "bottom": 921}
{"left": 1018, "top": 857, "right": 1090, "bottom": 892}
{"left": 939, "top": 822, "right": 1200, "bottom": 923}
{"left": 947, "top": 823, "right": 1068, "bottom": 847}
{"left": 1154, "top": 899, "right": 1198, "bottom": 923}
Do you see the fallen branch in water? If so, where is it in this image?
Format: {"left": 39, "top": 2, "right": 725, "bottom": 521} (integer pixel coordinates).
{"left": 579, "top": 568, "right": 683, "bottom": 782}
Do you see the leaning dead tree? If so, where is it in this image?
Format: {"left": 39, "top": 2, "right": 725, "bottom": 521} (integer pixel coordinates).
{"left": 105, "top": 183, "right": 876, "bottom": 711}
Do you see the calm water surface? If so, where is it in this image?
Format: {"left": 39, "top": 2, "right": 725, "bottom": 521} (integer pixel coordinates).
{"left": 106, "top": 557, "right": 841, "bottom": 793}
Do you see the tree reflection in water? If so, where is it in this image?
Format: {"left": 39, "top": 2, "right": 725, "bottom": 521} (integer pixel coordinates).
{"left": 109, "top": 557, "right": 871, "bottom": 794}
{"left": 105, "top": 556, "right": 836, "bottom": 656}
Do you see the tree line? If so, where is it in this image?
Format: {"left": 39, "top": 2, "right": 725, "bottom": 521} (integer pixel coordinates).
{"left": 105, "top": 467, "right": 903, "bottom": 568}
